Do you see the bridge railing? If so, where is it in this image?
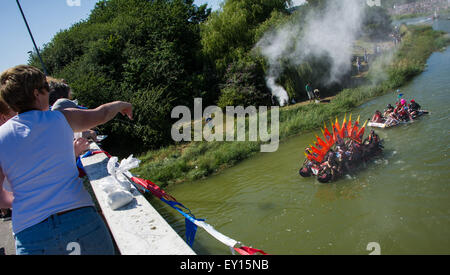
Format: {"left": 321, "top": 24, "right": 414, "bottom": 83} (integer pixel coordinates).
{"left": 80, "top": 142, "right": 196, "bottom": 255}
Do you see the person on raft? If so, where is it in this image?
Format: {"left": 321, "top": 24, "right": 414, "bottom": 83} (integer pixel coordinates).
{"left": 383, "top": 104, "right": 394, "bottom": 118}
{"left": 302, "top": 130, "right": 383, "bottom": 183}
{"left": 300, "top": 158, "right": 319, "bottom": 177}
{"left": 408, "top": 99, "right": 422, "bottom": 118}
{"left": 382, "top": 104, "right": 400, "bottom": 126}
{"left": 394, "top": 99, "right": 414, "bottom": 121}
{"left": 300, "top": 147, "right": 321, "bottom": 177}
{"left": 363, "top": 130, "right": 383, "bottom": 156}
{"left": 371, "top": 110, "right": 384, "bottom": 123}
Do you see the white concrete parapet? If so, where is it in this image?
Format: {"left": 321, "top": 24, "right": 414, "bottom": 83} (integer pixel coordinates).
{"left": 80, "top": 143, "right": 196, "bottom": 255}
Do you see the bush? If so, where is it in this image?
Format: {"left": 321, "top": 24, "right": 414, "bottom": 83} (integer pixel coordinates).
{"left": 217, "top": 55, "right": 272, "bottom": 108}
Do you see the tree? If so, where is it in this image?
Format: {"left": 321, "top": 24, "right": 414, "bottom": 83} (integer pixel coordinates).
{"left": 200, "top": 0, "right": 290, "bottom": 73}
{"left": 362, "top": 6, "right": 393, "bottom": 40}
{"left": 217, "top": 55, "right": 272, "bottom": 108}
{"left": 29, "top": 0, "right": 212, "bottom": 151}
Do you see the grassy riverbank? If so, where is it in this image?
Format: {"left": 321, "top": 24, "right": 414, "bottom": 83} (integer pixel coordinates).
{"left": 131, "top": 25, "right": 449, "bottom": 188}
{"left": 391, "top": 8, "right": 450, "bottom": 21}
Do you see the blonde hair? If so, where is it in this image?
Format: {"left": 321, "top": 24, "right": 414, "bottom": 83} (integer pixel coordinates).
{"left": 0, "top": 65, "right": 47, "bottom": 113}
{"left": 46, "top": 76, "right": 67, "bottom": 84}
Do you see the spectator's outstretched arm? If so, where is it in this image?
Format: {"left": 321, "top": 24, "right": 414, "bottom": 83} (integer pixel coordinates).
{"left": 0, "top": 167, "right": 13, "bottom": 209}
{"left": 61, "top": 101, "right": 133, "bottom": 133}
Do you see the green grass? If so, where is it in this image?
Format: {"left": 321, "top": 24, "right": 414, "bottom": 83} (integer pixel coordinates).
{"left": 391, "top": 8, "right": 450, "bottom": 21}
{"left": 131, "top": 25, "right": 449, "bottom": 188}
{"left": 391, "top": 12, "right": 431, "bottom": 21}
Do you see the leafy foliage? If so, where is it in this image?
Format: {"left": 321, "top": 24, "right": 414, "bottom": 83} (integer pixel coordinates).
{"left": 362, "top": 6, "right": 393, "bottom": 40}
{"left": 30, "top": 0, "right": 211, "bottom": 151}
{"left": 217, "top": 55, "right": 272, "bottom": 108}
{"left": 200, "top": 0, "right": 290, "bottom": 73}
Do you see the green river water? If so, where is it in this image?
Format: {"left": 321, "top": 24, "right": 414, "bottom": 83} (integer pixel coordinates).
{"left": 149, "top": 17, "right": 450, "bottom": 255}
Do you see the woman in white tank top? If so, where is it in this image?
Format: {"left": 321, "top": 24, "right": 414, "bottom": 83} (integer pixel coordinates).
{"left": 0, "top": 65, "right": 133, "bottom": 255}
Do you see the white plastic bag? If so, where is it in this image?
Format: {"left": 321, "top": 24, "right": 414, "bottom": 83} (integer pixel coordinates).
{"left": 107, "top": 189, "right": 134, "bottom": 210}
{"left": 107, "top": 155, "right": 141, "bottom": 191}
{"left": 102, "top": 155, "right": 141, "bottom": 210}
{"left": 118, "top": 155, "right": 141, "bottom": 174}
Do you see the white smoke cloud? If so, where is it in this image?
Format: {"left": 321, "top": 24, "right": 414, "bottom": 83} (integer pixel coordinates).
{"left": 256, "top": 0, "right": 367, "bottom": 105}
{"left": 266, "top": 76, "right": 289, "bottom": 106}
{"left": 290, "top": 0, "right": 307, "bottom": 7}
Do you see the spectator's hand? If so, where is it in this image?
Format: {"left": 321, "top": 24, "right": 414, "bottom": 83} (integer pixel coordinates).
{"left": 119, "top": 102, "right": 133, "bottom": 120}
{"left": 82, "top": 130, "right": 98, "bottom": 142}
{"left": 74, "top": 137, "right": 90, "bottom": 157}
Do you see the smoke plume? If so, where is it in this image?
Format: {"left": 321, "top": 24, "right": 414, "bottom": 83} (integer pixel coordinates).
{"left": 256, "top": 0, "right": 367, "bottom": 105}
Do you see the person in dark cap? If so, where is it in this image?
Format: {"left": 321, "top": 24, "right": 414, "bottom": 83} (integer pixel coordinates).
{"left": 408, "top": 99, "right": 421, "bottom": 118}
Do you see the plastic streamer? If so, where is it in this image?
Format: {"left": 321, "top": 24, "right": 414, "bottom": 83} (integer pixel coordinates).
{"left": 159, "top": 197, "right": 205, "bottom": 248}
{"left": 129, "top": 174, "right": 268, "bottom": 255}
{"left": 80, "top": 150, "right": 269, "bottom": 255}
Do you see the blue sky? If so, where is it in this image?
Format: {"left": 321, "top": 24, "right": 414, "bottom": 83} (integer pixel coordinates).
{"left": 0, "top": 0, "right": 223, "bottom": 73}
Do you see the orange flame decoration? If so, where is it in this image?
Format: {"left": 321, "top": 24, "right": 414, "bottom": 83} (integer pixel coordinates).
{"left": 305, "top": 114, "right": 368, "bottom": 163}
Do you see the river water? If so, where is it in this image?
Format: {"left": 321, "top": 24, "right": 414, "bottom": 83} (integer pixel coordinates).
{"left": 150, "top": 16, "right": 450, "bottom": 255}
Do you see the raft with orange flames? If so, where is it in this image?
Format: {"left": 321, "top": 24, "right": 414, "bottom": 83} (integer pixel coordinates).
{"left": 304, "top": 114, "right": 368, "bottom": 164}
{"left": 300, "top": 114, "right": 383, "bottom": 183}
